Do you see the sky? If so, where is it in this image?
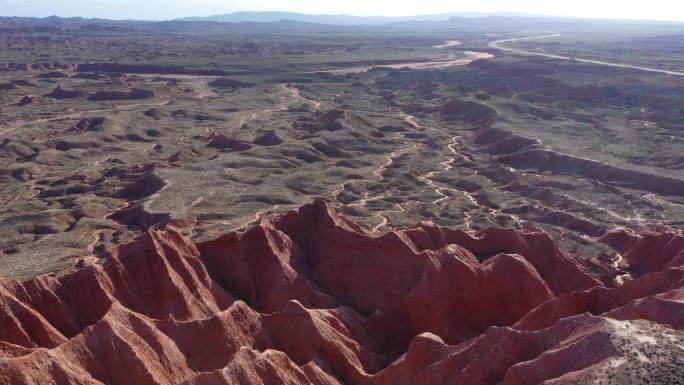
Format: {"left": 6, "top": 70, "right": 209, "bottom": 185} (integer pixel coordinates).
{"left": 1, "top": 0, "right": 683, "bottom": 22}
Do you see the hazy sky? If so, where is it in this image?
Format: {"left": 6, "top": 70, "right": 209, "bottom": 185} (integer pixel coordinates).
{"left": 1, "top": 0, "right": 683, "bottom": 22}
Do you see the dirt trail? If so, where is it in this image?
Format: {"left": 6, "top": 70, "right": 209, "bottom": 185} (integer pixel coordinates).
{"left": 280, "top": 84, "right": 321, "bottom": 110}
{"left": 333, "top": 110, "right": 485, "bottom": 233}
{"left": 402, "top": 112, "right": 526, "bottom": 229}
{"left": 333, "top": 142, "right": 416, "bottom": 233}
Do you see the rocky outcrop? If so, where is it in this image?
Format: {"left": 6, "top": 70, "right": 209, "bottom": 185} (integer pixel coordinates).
{"left": 37, "top": 71, "right": 68, "bottom": 78}
{"left": 0, "top": 200, "right": 682, "bottom": 385}
{"left": 144, "top": 108, "right": 165, "bottom": 120}
{"left": 499, "top": 149, "right": 684, "bottom": 197}
{"left": 72, "top": 72, "right": 111, "bottom": 80}
{"left": 87, "top": 88, "right": 155, "bottom": 101}
{"left": 68, "top": 117, "right": 106, "bottom": 132}
{"left": 16, "top": 95, "right": 38, "bottom": 106}
{"left": 207, "top": 132, "right": 252, "bottom": 151}
{"left": 471, "top": 123, "right": 684, "bottom": 199}
{"left": 433, "top": 99, "right": 498, "bottom": 127}
{"left": 112, "top": 163, "right": 167, "bottom": 201}
{"left": 44, "top": 86, "right": 86, "bottom": 99}
{"left": 253, "top": 131, "right": 284, "bottom": 146}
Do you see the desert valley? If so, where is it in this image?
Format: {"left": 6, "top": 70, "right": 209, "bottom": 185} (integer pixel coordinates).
{"left": 0, "top": 11, "right": 683, "bottom": 385}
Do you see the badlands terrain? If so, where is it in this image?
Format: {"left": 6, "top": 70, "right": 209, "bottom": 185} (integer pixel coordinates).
{"left": 0, "top": 15, "right": 683, "bottom": 384}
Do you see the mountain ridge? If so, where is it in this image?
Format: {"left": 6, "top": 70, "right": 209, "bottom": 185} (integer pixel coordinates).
{"left": 175, "top": 11, "right": 542, "bottom": 25}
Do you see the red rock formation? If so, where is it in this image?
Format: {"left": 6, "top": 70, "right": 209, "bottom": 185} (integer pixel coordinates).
{"left": 401, "top": 223, "right": 601, "bottom": 294}
{"left": 0, "top": 200, "right": 682, "bottom": 385}
{"left": 514, "top": 267, "right": 684, "bottom": 331}
{"left": 621, "top": 229, "right": 684, "bottom": 274}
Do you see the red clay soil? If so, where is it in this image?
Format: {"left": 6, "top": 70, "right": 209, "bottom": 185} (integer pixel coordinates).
{"left": 0, "top": 199, "right": 682, "bottom": 385}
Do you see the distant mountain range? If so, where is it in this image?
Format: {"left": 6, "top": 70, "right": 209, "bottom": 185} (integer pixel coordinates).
{"left": 2, "top": 13, "right": 683, "bottom": 35}
{"left": 175, "top": 11, "right": 539, "bottom": 25}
